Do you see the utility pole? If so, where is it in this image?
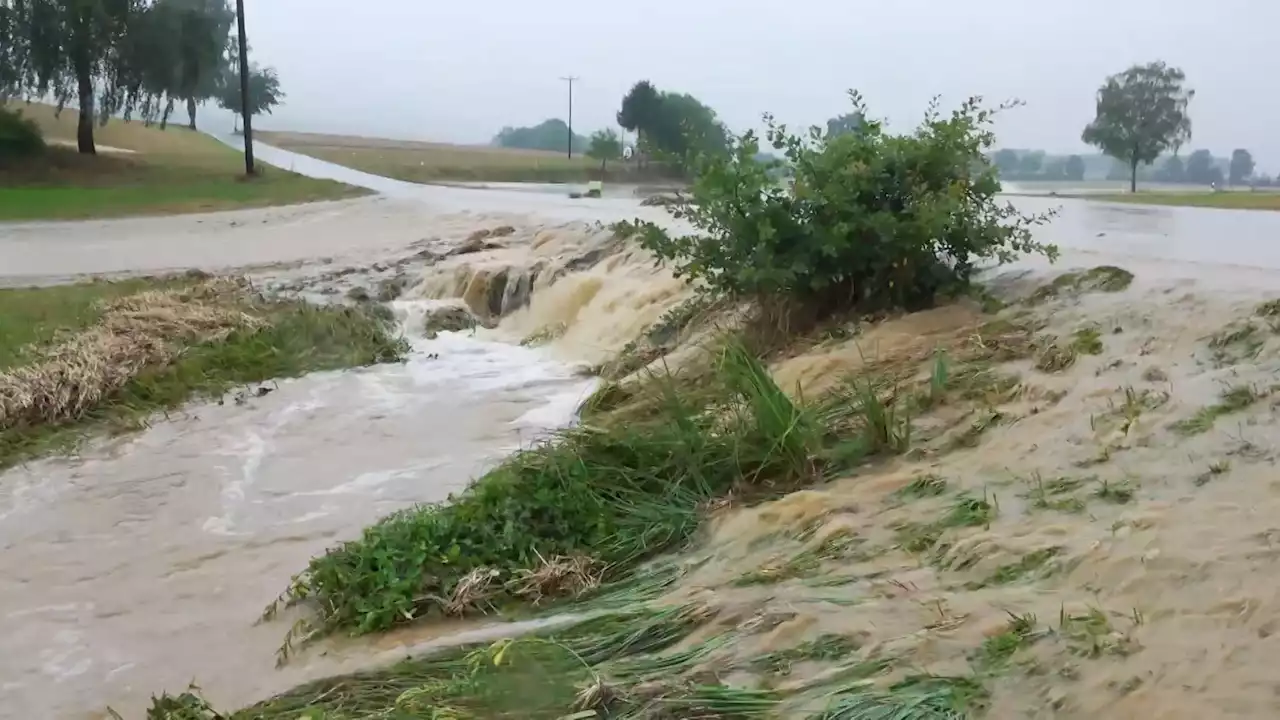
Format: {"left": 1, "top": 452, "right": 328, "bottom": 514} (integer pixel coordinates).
{"left": 560, "top": 75, "right": 579, "bottom": 159}
{"left": 234, "top": 0, "right": 255, "bottom": 175}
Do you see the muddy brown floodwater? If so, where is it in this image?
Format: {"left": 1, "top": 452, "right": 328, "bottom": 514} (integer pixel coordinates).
{"left": 6, "top": 145, "right": 1280, "bottom": 718}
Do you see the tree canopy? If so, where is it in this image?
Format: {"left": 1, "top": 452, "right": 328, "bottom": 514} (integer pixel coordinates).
{"left": 587, "top": 128, "right": 621, "bottom": 170}
{"left": 1229, "top": 149, "right": 1255, "bottom": 185}
{"left": 216, "top": 62, "right": 283, "bottom": 120}
{"left": 2, "top": 0, "right": 266, "bottom": 153}
{"left": 825, "top": 111, "right": 864, "bottom": 138}
{"left": 616, "top": 80, "right": 728, "bottom": 171}
{"left": 492, "top": 119, "right": 586, "bottom": 154}
{"left": 1081, "top": 61, "right": 1194, "bottom": 192}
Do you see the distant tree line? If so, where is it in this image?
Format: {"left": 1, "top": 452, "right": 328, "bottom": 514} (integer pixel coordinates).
{"left": 492, "top": 119, "right": 587, "bottom": 154}
{"left": 989, "top": 149, "right": 1087, "bottom": 182}
{"left": 0, "top": 0, "right": 284, "bottom": 155}
{"left": 616, "top": 80, "right": 729, "bottom": 171}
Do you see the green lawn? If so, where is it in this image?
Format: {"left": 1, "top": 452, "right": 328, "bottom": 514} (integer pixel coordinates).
{"left": 0, "top": 103, "right": 368, "bottom": 221}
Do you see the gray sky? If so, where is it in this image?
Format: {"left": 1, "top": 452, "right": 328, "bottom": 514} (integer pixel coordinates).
{"left": 242, "top": 0, "right": 1277, "bottom": 170}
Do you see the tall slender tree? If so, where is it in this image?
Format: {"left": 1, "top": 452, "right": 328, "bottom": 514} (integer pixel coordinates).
{"left": 8, "top": 0, "right": 148, "bottom": 154}
{"left": 1081, "top": 61, "right": 1194, "bottom": 193}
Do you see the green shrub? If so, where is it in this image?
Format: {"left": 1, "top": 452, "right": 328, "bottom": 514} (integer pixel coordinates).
{"left": 0, "top": 106, "right": 45, "bottom": 158}
{"left": 629, "top": 92, "right": 1058, "bottom": 320}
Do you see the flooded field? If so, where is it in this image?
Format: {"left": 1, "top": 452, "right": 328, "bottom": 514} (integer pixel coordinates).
{"left": 6, "top": 145, "right": 1280, "bottom": 718}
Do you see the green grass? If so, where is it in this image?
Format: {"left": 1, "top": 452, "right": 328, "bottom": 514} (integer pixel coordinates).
{"left": 751, "top": 634, "right": 864, "bottom": 676}
{"left": 0, "top": 103, "right": 365, "bottom": 220}
{"left": 0, "top": 279, "right": 407, "bottom": 470}
{"left": 1087, "top": 191, "right": 1280, "bottom": 211}
{"left": 1170, "top": 383, "right": 1261, "bottom": 436}
{"left": 270, "top": 342, "right": 834, "bottom": 645}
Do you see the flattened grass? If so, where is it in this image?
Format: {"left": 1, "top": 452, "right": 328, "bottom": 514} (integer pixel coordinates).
{"left": 270, "top": 343, "right": 827, "bottom": 644}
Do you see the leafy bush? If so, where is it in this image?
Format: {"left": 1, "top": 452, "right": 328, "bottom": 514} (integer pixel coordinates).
{"left": 0, "top": 106, "right": 45, "bottom": 158}
{"left": 629, "top": 92, "right": 1058, "bottom": 321}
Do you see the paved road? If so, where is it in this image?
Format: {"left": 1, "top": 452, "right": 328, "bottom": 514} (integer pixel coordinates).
{"left": 6, "top": 141, "right": 1280, "bottom": 291}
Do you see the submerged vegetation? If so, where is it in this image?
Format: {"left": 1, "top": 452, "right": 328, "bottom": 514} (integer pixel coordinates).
{"left": 0, "top": 277, "right": 406, "bottom": 470}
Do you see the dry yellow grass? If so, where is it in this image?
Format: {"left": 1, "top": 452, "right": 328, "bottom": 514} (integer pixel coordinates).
{"left": 257, "top": 130, "right": 670, "bottom": 184}
{"left": 0, "top": 280, "right": 260, "bottom": 431}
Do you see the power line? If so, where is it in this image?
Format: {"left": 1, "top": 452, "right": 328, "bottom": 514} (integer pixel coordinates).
{"left": 559, "top": 76, "right": 579, "bottom": 159}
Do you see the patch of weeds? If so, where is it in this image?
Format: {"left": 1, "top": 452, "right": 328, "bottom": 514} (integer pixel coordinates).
{"left": 734, "top": 553, "right": 823, "bottom": 587}
{"left": 1257, "top": 299, "right": 1280, "bottom": 318}
{"left": 944, "top": 493, "right": 997, "bottom": 528}
{"left": 737, "top": 530, "right": 867, "bottom": 586}
{"left": 897, "top": 473, "right": 949, "bottom": 500}
{"left": 1194, "top": 459, "right": 1231, "bottom": 487}
{"left": 1026, "top": 266, "right": 1134, "bottom": 305}
{"left": 218, "top": 603, "right": 772, "bottom": 720}
{"left": 1100, "top": 385, "right": 1168, "bottom": 436}
{"left": 751, "top": 634, "right": 863, "bottom": 676}
{"left": 947, "top": 408, "right": 1004, "bottom": 450}
{"left": 814, "top": 674, "right": 989, "bottom": 719}
{"left": 268, "top": 342, "right": 827, "bottom": 645}
{"left": 896, "top": 521, "right": 944, "bottom": 554}
{"left": 520, "top": 322, "right": 568, "bottom": 347}
{"left": 975, "top": 612, "right": 1043, "bottom": 667}
{"left": 914, "top": 350, "right": 951, "bottom": 410}
{"left": 1059, "top": 607, "right": 1139, "bottom": 658}
{"left": 1024, "top": 475, "right": 1088, "bottom": 514}
{"left": 973, "top": 548, "right": 1062, "bottom": 589}
{"left": 1093, "top": 479, "right": 1135, "bottom": 504}
{"left": 1035, "top": 340, "right": 1077, "bottom": 373}
{"left": 1170, "top": 383, "right": 1262, "bottom": 436}
{"left": 820, "top": 377, "right": 912, "bottom": 456}
{"left": 901, "top": 493, "right": 998, "bottom": 554}
{"left": 1071, "top": 326, "right": 1104, "bottom": 355}
{"left": 1208, "top": 321, "right": 1264, "bottom": 365}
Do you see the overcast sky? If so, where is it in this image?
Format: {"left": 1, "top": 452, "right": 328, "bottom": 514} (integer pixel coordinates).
{"left": 240, "top": 0, "right": 1277, "bottom": 169}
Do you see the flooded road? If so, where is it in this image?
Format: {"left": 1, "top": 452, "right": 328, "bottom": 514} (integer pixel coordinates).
{"left": 5, "top": 143, "right": 1280, "bottom": 718}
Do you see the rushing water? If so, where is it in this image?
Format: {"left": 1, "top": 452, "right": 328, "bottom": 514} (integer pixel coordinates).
{"left": 7, "top": 144, "right": 1280, "bottom": 718}
{"left": 0, "top": 302, "right": 594, "bottom": 719}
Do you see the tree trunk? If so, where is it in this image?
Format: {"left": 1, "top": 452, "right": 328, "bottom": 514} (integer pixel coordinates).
{"left": 76, "top": 71, "right": 96, "bottom": 155}
{"left": 1129, "top": 159, "right": 1138, "bottom": 193}
{"left": 186, "top": 97, "right": 197, "bottom": 130}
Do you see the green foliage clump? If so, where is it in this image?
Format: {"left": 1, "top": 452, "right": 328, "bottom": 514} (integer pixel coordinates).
{"left": 275, "top": 344, "right": 824, "bottom": 638}
{"left": 0, "top": 106, "right": 46, "bottom": 158}
{"left": 629, "top": 92, "right": 1058, "bottom": 323}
